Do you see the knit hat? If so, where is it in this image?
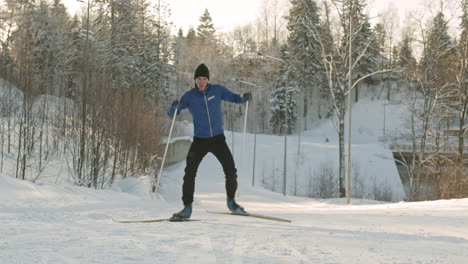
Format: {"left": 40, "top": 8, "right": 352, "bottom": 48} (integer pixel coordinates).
{"left": 194, "top": 63, "right": 210, "bottom": 80}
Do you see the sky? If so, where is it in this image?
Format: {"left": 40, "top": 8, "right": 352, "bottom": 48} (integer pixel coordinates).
{"left": 64, "top": 0, "right": 428, "bottom": 34}
{"left": 169, "top": 0, "right": 263, "bottom": 33}
{"left": 64, "top": 0, "right": 262, "bottom": 33}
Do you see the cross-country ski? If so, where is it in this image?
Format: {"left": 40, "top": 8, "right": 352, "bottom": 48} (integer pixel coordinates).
{"left": 207, "top": 210, "right": 292, "bottom": 223}
{"left": 112, "top": 218, "right": 202, "bottom": 223}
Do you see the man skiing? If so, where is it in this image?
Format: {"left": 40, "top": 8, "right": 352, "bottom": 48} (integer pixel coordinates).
{"left": 167, "top": 63, "right": 252, "bottom": 220}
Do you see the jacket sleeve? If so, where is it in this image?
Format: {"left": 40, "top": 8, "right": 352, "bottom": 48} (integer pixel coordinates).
{"left": 219, "top": 85, "right": 246, "bottom": 104}
{"left": 167, "top": 93, "right": 188, "bottom": 117}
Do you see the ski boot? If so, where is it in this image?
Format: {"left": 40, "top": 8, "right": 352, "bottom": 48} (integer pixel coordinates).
{"left": 170, "top": 204, "right": 192, "bottom": 220}
{"left": 227, "top": 199, "right": 245, "bottom": 213}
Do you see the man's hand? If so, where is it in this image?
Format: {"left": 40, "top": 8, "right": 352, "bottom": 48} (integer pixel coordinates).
{"left": 241, "top": 92, "right": 252, "bottom": 101}
{"left": 171, "top": 99, "right": 180, "bottom": 108}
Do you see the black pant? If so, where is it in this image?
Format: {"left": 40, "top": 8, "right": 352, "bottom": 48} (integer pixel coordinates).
{"left": 182, "top": 133, "right": 238, "bottom": 205}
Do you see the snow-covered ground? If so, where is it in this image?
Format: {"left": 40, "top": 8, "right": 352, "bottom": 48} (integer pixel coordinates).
{"left": 2, "top": 152, "right": 468, "bottom": 264}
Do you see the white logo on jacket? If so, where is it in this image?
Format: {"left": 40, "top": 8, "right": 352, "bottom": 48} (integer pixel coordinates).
{"left": 208, "top": 95, "right": 215, "bottom": 101}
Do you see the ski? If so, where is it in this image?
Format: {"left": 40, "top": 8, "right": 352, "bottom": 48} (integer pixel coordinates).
{"left": 207, "top": 210, "right": 291, "bottom": 223}
{"left": 112, "top": 218, "right": 201, "bottom": 223}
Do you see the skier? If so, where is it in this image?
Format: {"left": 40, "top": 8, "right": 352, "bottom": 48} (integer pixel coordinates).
{"left": 167, "top": 63, "right": 252, "bottom": 220}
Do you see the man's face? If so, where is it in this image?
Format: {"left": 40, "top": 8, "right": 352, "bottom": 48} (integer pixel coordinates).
{"left": 196, "top": 77, "right": 209, "bottom": 91}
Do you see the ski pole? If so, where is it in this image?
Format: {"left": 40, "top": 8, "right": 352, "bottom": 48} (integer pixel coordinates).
{"left": 240, "top": 100, "right": 249, "bottom": 178}
{"left": 153, "top": 103, "right": 179, "bottom": 194}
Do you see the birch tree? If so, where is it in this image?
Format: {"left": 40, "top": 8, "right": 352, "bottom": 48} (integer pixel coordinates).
{"left": 298, "top": 0, "right": 387, "bottom": 198}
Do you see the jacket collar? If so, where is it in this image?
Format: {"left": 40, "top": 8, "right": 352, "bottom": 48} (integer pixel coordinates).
{"left": 193, "top": 83, "right": 212, "bottom": 95}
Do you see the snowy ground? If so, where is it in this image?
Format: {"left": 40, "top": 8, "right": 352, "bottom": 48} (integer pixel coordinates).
{"left": 1, "top": 152, "right": 468, "bottom": 264}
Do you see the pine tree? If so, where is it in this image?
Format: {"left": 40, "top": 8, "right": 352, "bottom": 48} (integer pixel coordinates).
{"left": 44, "top": 0, "right": 73, "bottom": 95}
{"left": 195, "top": 9, "right": 219, "bottom": 67}
{"left": 398, "top": 33, "right": 417, "bottom": 80}
{"left": 340, "top": 0, "right": 380, "bottom": 87}
{"left": 373, "top": 23, "right": 386, "bottom": 55}
{"left": 143, "top": 0, "right": 174, "bottom": 100}
{"left": 373, "top": 23, "right": 389, "bottom": 71}
{"left": 112, "top": 0, "right": 141, "bottom": 90}
{"left": 92, "top": 0, "right": 174, "bottom": 99}
{"left": 420, "top": 11, "right": 457, "bottom": 88}
{"left": 269, "top": 46, "right": 300, "bottom": 134}
{"left": 186, "top": 27, "right": 197, "bottom": 44}
{"left": 197, "top": 9, "right": 216, "bottom": 41}
{"left": 286, "top": 0, "right": 324, "bottom": 127}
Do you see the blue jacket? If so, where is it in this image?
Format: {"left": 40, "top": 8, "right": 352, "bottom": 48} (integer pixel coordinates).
{"left": 167, "top": 84, "right": 247, "bottom": 138}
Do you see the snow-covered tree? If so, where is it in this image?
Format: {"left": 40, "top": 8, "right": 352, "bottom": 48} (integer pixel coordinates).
{"left": 340, "top": 0, "right": 380, "bottom": 101}
{"left": 269, "top": 46, "right": 300, "bottom": 134}
{"left": 143, "top": 0, "right": 174, "bottom": 100}
{"left": 28, "top": 0, "right": 72, "bottom": 95}
{"left": 197, "top": 9, "right": 216, "bottom": 41}
{"left": 195, "top": 9, "right": 218, "bottom": 62}
{"left": 398, "top": 33, "right": 417, "bottom": 80}
{"left": 286, "top": 0, "right": 324, "bottom": 128}
{"left": 373, "top": 23, "right": 386, "bottom": 57}
{"left": 420, "top": 12, "right": 457, "bottom": 89}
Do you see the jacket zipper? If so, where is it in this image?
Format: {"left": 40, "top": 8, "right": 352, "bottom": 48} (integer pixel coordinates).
{"left": 203, "top": 91, "right": 214, "bottom": 137}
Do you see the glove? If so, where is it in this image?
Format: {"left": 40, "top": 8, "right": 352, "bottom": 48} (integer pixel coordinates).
{"left": 241, "top": 92, "right": 252, "bottom": 101}
{"left": 171, "top": 99, "right": 180, "bottom": 108}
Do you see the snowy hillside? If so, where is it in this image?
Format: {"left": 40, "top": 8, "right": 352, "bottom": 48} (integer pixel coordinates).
{"left": 224, "top": 97, "right": 409, "bottom": 202}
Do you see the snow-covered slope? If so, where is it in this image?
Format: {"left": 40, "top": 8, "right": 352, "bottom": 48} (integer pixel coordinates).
{"left": 227, "top": 97, "right": 409, "bottom": 202}
{"left": 1, "top": 159, "right": 468, "bottom": 264}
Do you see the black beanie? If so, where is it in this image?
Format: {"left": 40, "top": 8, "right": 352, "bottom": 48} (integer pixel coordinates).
{"left": 194, "top": 63, "right": 210, "bottom": 80}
